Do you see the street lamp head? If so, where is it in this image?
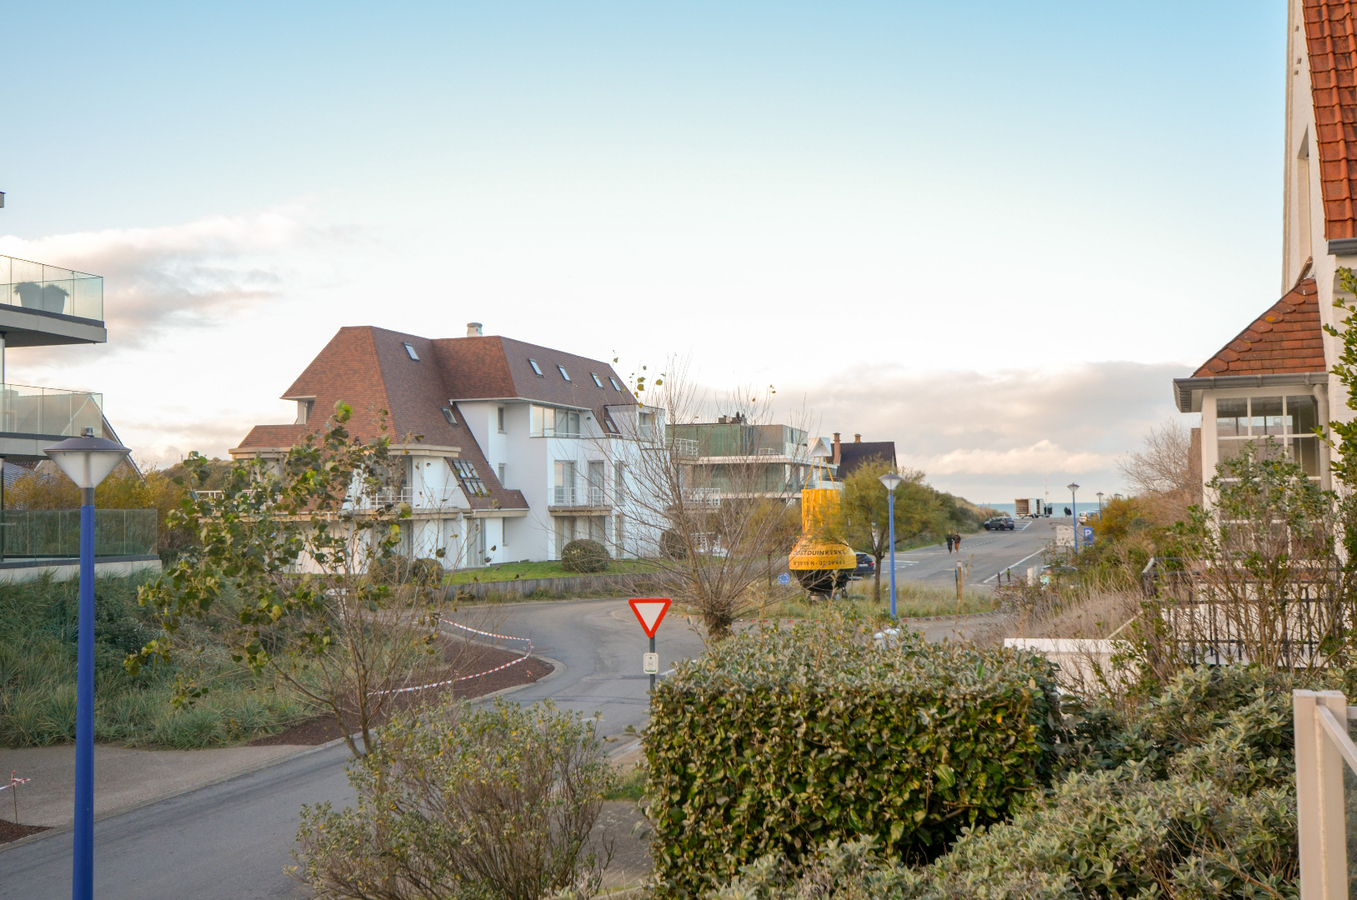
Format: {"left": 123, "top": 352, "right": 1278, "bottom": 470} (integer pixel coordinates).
{"left": 878, "top": 472, "right": 904, "bottom": 492}
{"left": 1067, "top": 483, "right": 1079, "bottom": 493}
{"left": 1096, "top": 491, "right": 1104, "bottom": 500}
{"left": 45, "top": 427, "right": 130, "bottom": 490}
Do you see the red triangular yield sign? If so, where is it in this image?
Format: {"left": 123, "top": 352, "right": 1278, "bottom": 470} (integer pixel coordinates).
{"left": 629, "top": 598, "right": 671, "bottom": 638}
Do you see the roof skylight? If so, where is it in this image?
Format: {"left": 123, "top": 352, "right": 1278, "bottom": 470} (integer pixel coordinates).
{"left": 528, "top": 359, "right": 543, "bottom": 376}
{"left": 403, "top": 342, "right": 419, "bottom": 361}
{"left": 557, "top": 365, "right": 571, "bottom": 382}
{"left": 590, "top": 372, "right": 603, "bottom": 387}
{"left": 608, "top": 376, "right": 622, "bottom": 391}
{"left": 441, "top": 406, "right": 457, "bottom": 425}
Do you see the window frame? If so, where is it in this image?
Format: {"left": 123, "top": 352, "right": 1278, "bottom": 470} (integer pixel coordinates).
{"left": 1211, "top": 392, "right": 1323, "bottom": 481}
{"left": 608, "top": 376, "right": 622, "bottom": 391}
{"left": 528, "top": 358, "right": 543, "bottom": 376}
{"left": 403, "top": 342, "right": 420, "bottom": 361}
{"left": 449, "top": 458, "right": 489, "bottom": 497}
{"left": 590, "top": 372, "right": 603, "bottom": 387}
{"left": 557, "top": 364, "right": 571, "bottom": 382}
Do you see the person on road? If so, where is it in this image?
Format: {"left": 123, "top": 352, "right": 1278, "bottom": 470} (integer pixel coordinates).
{"left": 953, "top": 531, "right": 963, "bottom": 551}
{"left": 945, "top": 534, "right": 954, "bottom": 553}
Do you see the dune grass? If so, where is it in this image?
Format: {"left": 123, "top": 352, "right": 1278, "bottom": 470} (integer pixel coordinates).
{"left": 443, "top": 558, "right": 661, "bottom": 585}
{"left": 0, "top": 573, "right": 310, "bottom": 749}
{"left": 742, "top": 579, "right": 998, "bottom": 624}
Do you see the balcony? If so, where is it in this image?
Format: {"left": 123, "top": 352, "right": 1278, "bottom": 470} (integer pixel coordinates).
{"left": 0, "top": 509, "right": 157, "bottom": 561}
{"left": 0, "top": 384, "right": 104, "bottom": 459}
{"left": 549, "top": 486, "right": 609, "bottom": 511}
{"left": 0, "top": 255, "right": 103, "bottom": 321}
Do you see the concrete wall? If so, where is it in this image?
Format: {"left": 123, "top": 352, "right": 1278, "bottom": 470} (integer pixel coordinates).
{"left": 0, "top": 554, "right": 161, "bottom": 584}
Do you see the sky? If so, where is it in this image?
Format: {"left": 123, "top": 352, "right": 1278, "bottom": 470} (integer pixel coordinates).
{"left": 0, "top": 1, "right": 1288, "bottom": 502}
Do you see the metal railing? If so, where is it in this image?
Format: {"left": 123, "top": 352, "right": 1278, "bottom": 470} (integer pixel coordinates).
{"left": 1295, "top": 690, "right": 1357, "bottom": 897}
{"left": 0, "top": 509, "right": 157, "bottom": 560}
{"left": 0, "top": 254, "right": 103, "bottom": 321}
{"left": 1140, "top": 556, "right": 1349, "bottom": 668}
{"left": 0, "top": 384, "right": 103, "bottom": 438}
{"left": 671, "top": 438, "right": 699, "bottom": 458}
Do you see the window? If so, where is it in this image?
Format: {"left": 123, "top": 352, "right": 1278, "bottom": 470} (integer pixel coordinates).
{"left": 608, "top": 376, "right": 622, "bottom": 391}
{"left": 533, "top": 406, "right": 582, "bottom": 437}
{"left": 614, "top": 461, "right": 625, "bottom": 504}
{"left": 553, "top": 461, "right": 576, "bottom": 505}
{"left": 528, "top": 358, "right": 543, "bottom": 376}
{"left": 448, "top": 458, "right": 488, "bottom": 497}
{"left": 557, "top": 365, "right": 571, "bottom": 382}
{"left": 1215, "top": 395, "right": 1321, "bottom": 477}
{"left": 588, "top": 460, "right": 605, "bottom": 506}
{"left": 590, "top": 372, "right": 603, "bottom": 387}
{"left": 403, "top": 342, "right": 419, "bottom": 361}
{"left": 498, "top": 463, "right": 507, "bottom": 486}
{"left": 441, "top": 406, "right": 457, "bottom": 426}
{"left": 295, "top": 399, "right": 314, "bottom": 425}
{"left": 497, "top": 407, "right": 505, "bottom": 432}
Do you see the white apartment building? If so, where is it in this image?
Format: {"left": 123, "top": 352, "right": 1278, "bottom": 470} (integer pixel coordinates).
{"left": 232, "top": 323, "right": 662, "bottom": 568}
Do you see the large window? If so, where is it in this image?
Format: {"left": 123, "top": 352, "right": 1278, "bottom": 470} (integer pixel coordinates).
{"left": 553, "top": 460, "right": 576, "bottom": 505}
{"left": 533, "top": 406, "right": 582, "bottom": 438}
{"left": 449, "top": 458, "right": 488, "bottom": 497}
{"left": 1216, "top": 394, "right": 1320, "bottom": 477}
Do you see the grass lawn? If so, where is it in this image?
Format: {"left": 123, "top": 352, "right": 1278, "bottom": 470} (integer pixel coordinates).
{"left": 444, "top": 558, "right": 661, "bottom": 585}
{"left": 745, "top": 580, "right": 998, "bottom": 623}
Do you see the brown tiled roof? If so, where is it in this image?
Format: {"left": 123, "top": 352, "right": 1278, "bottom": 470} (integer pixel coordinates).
{"left": 431, "top": 335, "right": 637, "bottom": 417}
{"left": 1305, "top": 1, "right": 1357, "bottom": 239}
{"left": 836, "top": 442, "right": 897, "bottom": 478}
{"left": 236, "top": 424, "right": 308, "bottom": 452}
{"left": 1193, "top": 278, "right": 1325, "bottom": 376}
{"left": 234, "top": 326, "right": 636, "bottom": 511}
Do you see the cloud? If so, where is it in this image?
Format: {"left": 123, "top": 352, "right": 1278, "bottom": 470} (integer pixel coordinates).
{"left": 0, "top": 204, "right": 351, "bottom": 346}
{"left": 783, "top": 360, "right": 1194, "bottom": 501}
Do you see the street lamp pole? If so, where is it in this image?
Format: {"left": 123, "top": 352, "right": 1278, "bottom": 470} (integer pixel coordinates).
{"left": 879, "top": 471, "right": 904, "bottom": 619}
{"left": 1067, "top": 482, "right": 1080, "bottom": 553}
{"left": 45, "top": 428, "right": 129, "bottom": 900}
{"left": 1096, "top": 491, "right": 1104, "bottom": 513}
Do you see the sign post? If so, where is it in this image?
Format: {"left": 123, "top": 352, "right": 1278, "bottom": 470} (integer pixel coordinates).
{"left": 629, "top": 598, "right": 671, "bottom": 692}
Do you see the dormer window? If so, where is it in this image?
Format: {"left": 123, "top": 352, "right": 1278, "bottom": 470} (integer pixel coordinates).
{"left": 608, "top": 376, "right": 622, "bottom": 391}
{"left": 441, "top": 406, "right": 457, "bottom": 426}
{"left": 403, "top": 342, "right": 419, "bottom": 361}
{"left": 529, "top": 359, "right": 543, "bottom": 376}
{"left": 590, "top": 372, "right": 603, "bottom": 387}
{"left": 558, "top": 365, "right": 571, "bottom": 381}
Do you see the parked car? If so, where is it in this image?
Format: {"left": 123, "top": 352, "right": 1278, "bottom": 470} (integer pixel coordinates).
{"left": 851, "top": 552, "right": 876, "bottom": 580}
{"left": 983, "top": 516, "right": 1016, "bottom": 531}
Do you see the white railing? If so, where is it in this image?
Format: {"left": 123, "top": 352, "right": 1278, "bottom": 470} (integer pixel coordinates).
{"left": 1295, "top": 689, "right": 1357, "bottom": 897}
{"left": 672, "top": 438, "right": 699, "bottom": 458}
{"left": 552, "top": 486, "right": 577, "bottom": 506}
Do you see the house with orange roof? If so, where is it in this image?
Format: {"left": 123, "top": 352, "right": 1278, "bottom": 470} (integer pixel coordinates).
{"left": 1174, "top": 1, "right": 1357, "bottom": 494}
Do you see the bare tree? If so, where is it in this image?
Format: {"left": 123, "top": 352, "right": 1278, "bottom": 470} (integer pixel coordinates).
{"left": 607, "top": 362, "right": 814, "bottom": 639}
{"left": 1118, "top": 419, "right": 1195, "bottom": 523}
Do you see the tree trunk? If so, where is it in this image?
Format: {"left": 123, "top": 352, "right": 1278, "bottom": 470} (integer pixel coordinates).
{"left": 873, "top": 560, "right": 882, "bottom": 603}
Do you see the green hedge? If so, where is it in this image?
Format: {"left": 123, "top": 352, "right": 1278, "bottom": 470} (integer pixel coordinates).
{"left": 561, "top": 538, "right": 610, "bottom": 573}
{"left": 644, "top": 622, "right": 1062, "bottom": 898}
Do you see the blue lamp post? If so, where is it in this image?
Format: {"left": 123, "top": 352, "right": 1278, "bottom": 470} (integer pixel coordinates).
{"left": 1067, "top": 482, "right": 1080, "bottom": 553}
{"left": 45, "top": 427, "right": 129, "bottom": 900}
{"left": 879, "top": 471, "right": 904, "bottom": 618}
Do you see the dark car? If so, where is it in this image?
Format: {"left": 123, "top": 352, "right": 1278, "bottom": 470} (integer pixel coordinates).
{"left": 983, "top": 517, "right": 1016, "bottom": 531}
{"left": 851, "top": 553, "right": 876, "bottom": 580}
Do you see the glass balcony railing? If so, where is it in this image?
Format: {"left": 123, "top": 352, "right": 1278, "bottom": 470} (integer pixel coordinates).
{"left": 0, "top": 254, "right": 103, "bottom": 322}
{"left": 0, "top": 384, "right": 103, "bottom": 438}
{"left": 0, "top": 509, "right": 157, "bottom": 560}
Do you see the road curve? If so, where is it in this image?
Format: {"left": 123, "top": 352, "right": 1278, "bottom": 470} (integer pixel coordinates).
{"left": 0, "top": 598, "right": 709, "bottom": 900}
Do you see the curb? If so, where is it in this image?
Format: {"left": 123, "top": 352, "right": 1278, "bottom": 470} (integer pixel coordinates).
{"left": 0, "top": 653, "right": 566, "bottom": 854}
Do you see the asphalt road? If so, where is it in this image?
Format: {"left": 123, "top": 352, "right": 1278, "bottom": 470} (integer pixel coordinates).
{"left": 890, "top": 517, "right": 1061, "bottom": 590}
{"left": 0, "top": 599, "right": 709, "bottom": 900}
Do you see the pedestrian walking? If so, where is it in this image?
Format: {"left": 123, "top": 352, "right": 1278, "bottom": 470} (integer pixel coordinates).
{"left": 953, "top": 531, "right": 963, "bottom": 551}
{"left": 945, "top": 534, "right": 954, "bottom": 553}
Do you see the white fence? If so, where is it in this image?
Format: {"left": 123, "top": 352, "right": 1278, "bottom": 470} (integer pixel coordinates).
{"left": 1296, "top": 689, "right": 1357, "bottom": 898}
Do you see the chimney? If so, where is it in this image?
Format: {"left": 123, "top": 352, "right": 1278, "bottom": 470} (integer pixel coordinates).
{"left": 467, "top": 322, "right": 483, "bottom": 337}
{"left": 854, "top": 434, "right": 861, "bottom": 442}
{"left": 832, "top": 432, "right": 841, "bottom": 465}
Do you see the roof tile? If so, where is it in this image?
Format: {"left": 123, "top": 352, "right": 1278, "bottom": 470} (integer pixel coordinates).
{"left": 1192, "top": 279, "right": 1328, "bottom": 377}
{"left": 1305, "top": 1, "right": 1357, "bottom": 239}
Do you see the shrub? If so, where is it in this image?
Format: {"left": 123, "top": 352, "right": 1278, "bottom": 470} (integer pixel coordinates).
{"left": 709, "top": 666, "right": 1302, "bottom": 900}
{"left": 561, "top": 539, "right": 610, "bottom": 573}
{"left": 295, "top": 698, "right": 616, "bottom": 900}
{"left": 368, "top": 555, "right": 445, "bottom": 586}
{"left": 645, "top": 620, "right": 1062, "bottom": 898}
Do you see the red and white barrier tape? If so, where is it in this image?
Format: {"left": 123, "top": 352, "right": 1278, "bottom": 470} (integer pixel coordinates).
{"left": 374, "top": 619, "right": 533, "bottom": 696}
{"left": 0, "top": 772, "right": 31, "bottom": 793}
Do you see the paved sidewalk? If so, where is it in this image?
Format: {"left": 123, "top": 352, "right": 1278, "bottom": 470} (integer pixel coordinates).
{"left": 0, "top": 742, "right": 315, "bottom": 829}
